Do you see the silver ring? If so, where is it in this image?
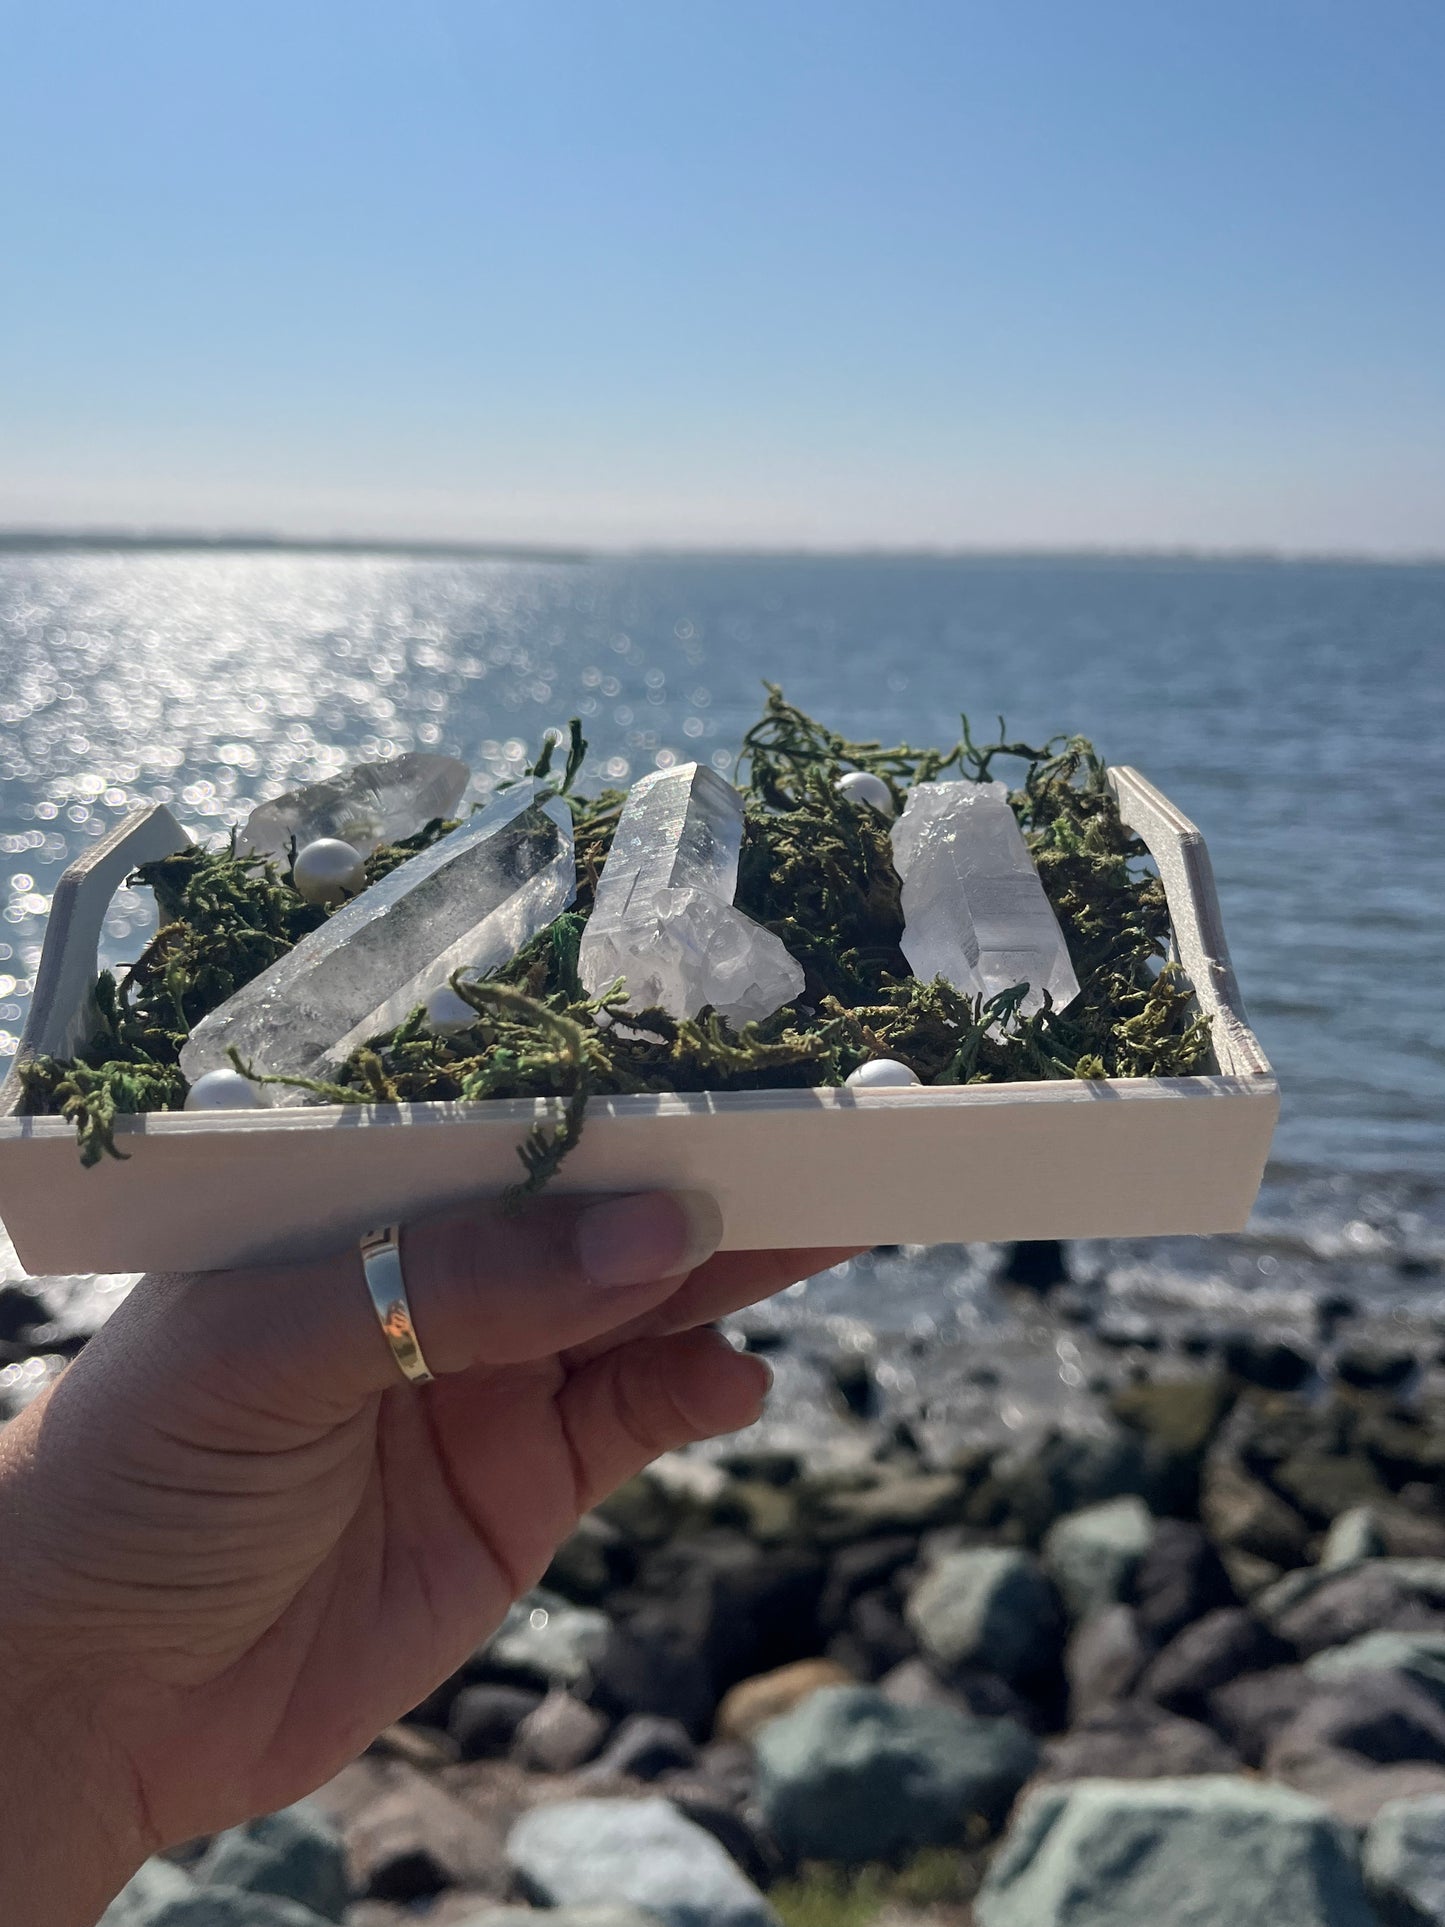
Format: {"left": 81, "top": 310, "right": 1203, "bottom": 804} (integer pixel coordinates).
{"left": 359, "top": 1224, "right": 435, "bottom": 1385}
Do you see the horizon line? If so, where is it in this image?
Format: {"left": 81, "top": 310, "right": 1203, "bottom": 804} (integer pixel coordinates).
{"left": 0, "top": 526, "right": 1442, "bottom": 568}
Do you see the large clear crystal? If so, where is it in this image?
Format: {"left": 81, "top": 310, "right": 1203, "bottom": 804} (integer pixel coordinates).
{"left": 579, "top": 763, "right": 804, "bottom": 1027}
{"left": 237, "top": 752, "right": 471, "bottom": 863}
{"left": 891, "top": 780, "right": 1081, "bottom": 1015}
{"left": 182, "top": 781, "right": 576, "bottom": 1096}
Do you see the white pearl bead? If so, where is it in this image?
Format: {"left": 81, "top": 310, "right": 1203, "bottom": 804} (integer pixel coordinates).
{"left": 835, "top": 770, "right": 895, "bottom": 816}
{"left": 424, "top": 984, "right": 478, "bottom": 1034}
{"left": 845, "top": 1057, "right": 921, "bottom": 1090}
{"left": 292, "top": 837, "right": 367, "bottom": 906}
{"left": 184, "top": 1068, "right": 269, "bottom": 1110}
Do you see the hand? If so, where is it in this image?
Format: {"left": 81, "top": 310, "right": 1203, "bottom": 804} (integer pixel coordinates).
{"left": 0, "top": 1190, "right": 853, "bottom": 1926}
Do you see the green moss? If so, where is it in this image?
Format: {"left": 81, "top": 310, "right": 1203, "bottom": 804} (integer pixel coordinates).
{"left": 19, "top": 688, "right": 1212, "bottom": 1186}
{"left": 771, "top": 1847, "right": 983, "bottom": 1926}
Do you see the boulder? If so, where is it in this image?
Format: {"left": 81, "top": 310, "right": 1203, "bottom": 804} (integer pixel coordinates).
{"left": 483, "top": 1590, "right": 612, "bottom": 1693}
{"left": 627, "top": 1534, "right": 825, "bottom": 1695}
{"left": 880, "top": 1656, "right": 1033, "bottom": 1726}
{"left": 196, "top": 1804, "right": 349, "bottom": 1921}
{"left": 1221, "top": 1334, "right": 1312, "bottom": 1391}
{"left": 584, "top": 1714, "right": 696, "bottom": 1782}
{"left": 1258, "top": 1561, "right": 1445, "bottom": 1657}
{"left": 448, "top": 1685, "right": 544, "bottom": 1760}
{"left": 1201, "top": 1456, "right": 1312, "bottom": 1569}
{"left": 1064, "top": 1605, "right": 1152, "bottom": 1720}
{"left": 1139, "top": 1608, "right": 1290, "bottom": 1717}
{"left": 1267, "top": 1671, "right": 1445, "bottom": 1771}
{"left": 1322, "top": 1507, "right": 1388, "bottom": 1569}
{"left": 715, "top": 1658, "right": 855, "bottom": 1742}
{"left": 143, "top": 1896, "right": 335, "bottom": 1927}
{"left": 587, "top": 1608, "right": 716, "bottom": 1737}
{"left": 1364, "top": 1792, "right": 1445, "bottom": 1925}
{"left": 753, "top": 1682, "right": 1037, "bottom": 1861}
{"left": 826, "top": 1585, "right": 916, "bottom": 1680}
{"left": 319, "top": 1761, "right": 509, "bottom": 1901}
{"left": 978, "top": 1426, "right": 1152, "bottom": 1542}
{"left": 512, "top": 1691, "right": 611, "bottom": 1773}
{"left": 975, "top": 1776, "right": 1376, "bottom": 1926}
{"left": 449, "top": 1910, "right": 663, "bottom": 1927}
{"left": 1127, "top": 1517, "right": 1237, "bottom": 1644}
{"left": 1036, "top": 1701, "right": 1240, "bottom": 1783}
{"left": 816, "top": 1536, "right": 917, "bottom": 1635}
{"left": 1307, "top": 1631, "right": 1445, "bottom": 1710}
{"left": 1207, "top": 1666, "right": 1320, "bottom": 1766}
{"left": 509, "top": 1796, "right": 777, "bottom": 1927}
{"left": 906, "top": 1548, "right": 1062, "bottom": 1685}
{"left": 99, "top": 1859, "right": 194, "bottom": 1925}
{"left": 1041, "top": 1497, "right": 1154, "bottom": 1622}
{"left": 543, "top": 1514, "right": 635, "bottom": 1603}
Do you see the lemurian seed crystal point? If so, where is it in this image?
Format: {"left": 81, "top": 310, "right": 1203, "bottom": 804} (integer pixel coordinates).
{"left": 579, "top": 762, "right": 804, "bottom": 1028}
{"left": 891, "top": 780, "right": 1081, "bottom": 1016}
{"left": 237, "top": 751, "right": 471, "bottom": 864}
{"left": 181, "top": 779, "right": 577, "bottom": 1099}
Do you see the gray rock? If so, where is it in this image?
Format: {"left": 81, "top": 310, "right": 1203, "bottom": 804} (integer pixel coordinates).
{"left": 754, "top": 1682, "right": 1037, "bottom": 1861}
{"left": 99, "top": 1859, "right": 194, "bottom": 1925}
{"left": 1037, "top": 1701, "right": 1240, "bottom": 1783}
{"left": 975, "top": 1776, "right": 1376, "bottom": 1926}
{"left": 485, "top": 1589, "right": 612, "bottom": 1691}
{"left": 1065, "top": 1605, "right": 1152, "bottom": 1719}
{"left": 1139, "top": 1608, "right": 1289, "bottom": 1717}
{"left": 1322, "top": 1507, "right": 1388, "bottom": 1570}
{"left": 449, "top": 1684, "right": 545, "bottom": 1759}
{"left": 1308, "top": 1631, "right": 1445, "bottom": 1711}
{"left": 198, "top": 1803, "right": 349, "bottom": 1921}
{"left": 1365, "top": 1793, "right": 1445, "bottom": 1925}
{"left": 509, "top": 1796, "right": 777, "bottom": 1927}
{"left": 1268, "top": 1670, "right": 1445, "bottom": 1771}
{"left": 449, "top": 1910, "right": 663, "bottom": 1927}
{"left": 906, "top": 1548, "right": 1061, "bottom": 1684}
{"left": 144, "top": 1892, "right": 334, "bottom": 1927}
{"left": 1207, "top": 1665, "right": 1321, "bottom": 1767}
{"left": 1201, "top": 1455, "right": 1313, "bottom": 1568}
{"left": 512, "top": 1690, "right": 611, "bottom": 1773}
{"left": 1128, "top": 1517, "right": 1237, "bottom": 1644}
{"left": 1257, "top": 1560, "right": 1445, "bottom": 1657}
{"left": 1041, "top": 1496, "right": 1154, "bottom": 1622}
{"left": 584, "top": 1713, "right": 697, "bottom": 1782}
{"left": 328, "top": 1761, "right": 510, "bottom": 1900}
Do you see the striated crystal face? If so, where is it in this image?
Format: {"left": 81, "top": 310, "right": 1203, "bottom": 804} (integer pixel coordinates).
{"left": 579, "top": 763, "right": 804, "bottom": 1028}
{"left": 237, "top": 752, "right": 471, "bottom": 863}
{"left": 182, "top": 780, "right": 576, "bottom": 1098}
{"left": 891, "top": 780, "right": 1081, "bottom": 1015}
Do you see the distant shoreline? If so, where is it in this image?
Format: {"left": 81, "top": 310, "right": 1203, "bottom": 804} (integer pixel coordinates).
{"left": 0, "top": 529, "right": 1440, "bottom": 568}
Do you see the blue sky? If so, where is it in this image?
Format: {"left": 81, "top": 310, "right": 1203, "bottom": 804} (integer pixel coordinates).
{"left": 2, "top": 0, "right": 1442, "bottom": 551}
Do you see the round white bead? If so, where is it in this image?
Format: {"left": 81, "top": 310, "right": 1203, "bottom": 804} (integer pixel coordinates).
{"left": 835, "top": 770, "right": 895, "bottom": 816}
{"left": 184, "top": 1068, "right": 269, "bottom": 1110}
{"left": 845, "top": 1057, "right": 921, "bottom": 1090}
{"left": 292, "top": 837, "right": 367, "bottom": 906}
{"left": 424, "top": 984, "right": 478, "bottom": 1034}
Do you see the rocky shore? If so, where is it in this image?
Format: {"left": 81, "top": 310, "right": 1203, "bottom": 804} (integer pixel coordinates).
{"left": 91, "top": 1250, "right": 1445, "bottom": 1927}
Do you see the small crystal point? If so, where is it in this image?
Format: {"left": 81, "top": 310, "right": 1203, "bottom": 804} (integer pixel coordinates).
{"left": 238, "top": 752, "right": 471, "bottom": 863}
{"left": 579, "top": 763, "right": 804, "bottom": 1028}
{"left": 891, "top": 780, "right": 1081, "bottom": 1015}
{"left": 182, "top": 780, "right": 576, "bottom": 1096}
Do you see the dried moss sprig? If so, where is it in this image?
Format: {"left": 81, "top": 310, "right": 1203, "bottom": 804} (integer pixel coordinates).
{"left": 19, "top": 689, "right": 1214, "bottom": 1177}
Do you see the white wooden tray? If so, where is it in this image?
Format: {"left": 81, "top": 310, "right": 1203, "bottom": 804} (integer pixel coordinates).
{"left": 0, "top": 770, "right": 1277, "bottom": 1275}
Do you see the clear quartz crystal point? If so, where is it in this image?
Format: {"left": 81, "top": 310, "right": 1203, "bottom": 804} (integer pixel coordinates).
{"left": 181, "top": 780, "right": 576, "bottom": 1098}
{"left": 579, "top": 762, "right": 804, "bottom": 1027}
{"left": 891, "top": 780, "right": 1081, "bottom": 1015}
{"left": 237, "top": 752, "right": 471, "bottom": 863}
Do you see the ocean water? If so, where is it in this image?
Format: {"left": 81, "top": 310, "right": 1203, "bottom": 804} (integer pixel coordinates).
{"left": 1, "top": 550, "right": 1442, "bottom": 1433}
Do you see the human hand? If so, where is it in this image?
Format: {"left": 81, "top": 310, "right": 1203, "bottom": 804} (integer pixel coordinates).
{"left": 0, "top": 1190, "right": 853, "bottom": 1925}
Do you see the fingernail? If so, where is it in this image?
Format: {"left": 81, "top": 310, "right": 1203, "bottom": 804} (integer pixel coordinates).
{"left": 575, "top": 1191, "right": 724, "bottom": 1288}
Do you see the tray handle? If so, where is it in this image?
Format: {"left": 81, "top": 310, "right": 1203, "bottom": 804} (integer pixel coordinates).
{"left": 1108, "top": 766, "right": 1271, "bottom": 1081}
{"left": 0, "top": 805, "right": 193, "bottom": 1116}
